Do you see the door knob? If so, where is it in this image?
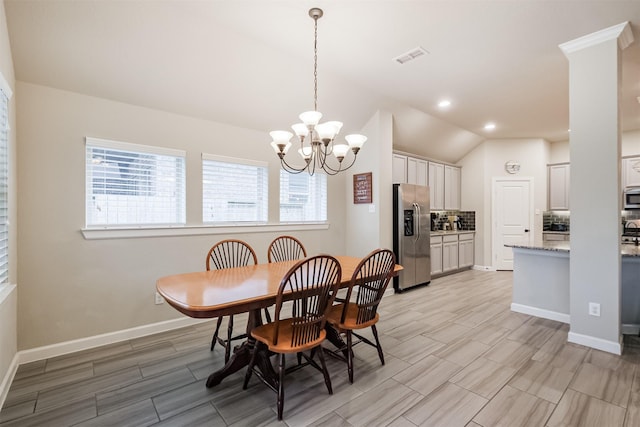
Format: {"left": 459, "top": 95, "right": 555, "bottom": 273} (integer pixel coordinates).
{"left": 524, "top": 229, "right": 530, "bottom": 232}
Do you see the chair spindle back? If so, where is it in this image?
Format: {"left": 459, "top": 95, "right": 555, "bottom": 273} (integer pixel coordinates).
{"left": 342, "top": 249, "right": 396, "bottom": 325}
{"left": 268, "top": 235, "right": 307, "bottom": 263}
{"left": 206, "top": 239, "right": 258, "bottom": 271}
{"left": 274, "top": 255, "right": 341, "bottom": 347}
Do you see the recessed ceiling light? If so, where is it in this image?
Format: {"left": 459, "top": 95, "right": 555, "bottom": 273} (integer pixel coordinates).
{"left": 484, "top": 122, "right": 496, "bottom": 131}
{"left": 568, "top": 129, "right": 571, "bottom": 132}
{"left": 438, "top": 100, "right": 451, "bottom": 109}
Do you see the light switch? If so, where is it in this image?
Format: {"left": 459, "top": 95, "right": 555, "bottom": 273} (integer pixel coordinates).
{"left": 368, "top": 204, "right": 375, "bottom": 213}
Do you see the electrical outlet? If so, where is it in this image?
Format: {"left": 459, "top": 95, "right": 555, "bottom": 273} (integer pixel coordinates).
{"left": 588, "top": 302, "right": 600, "bottom": 317}
{"left": 155, "top": 292, "right": 164, "bottom": 305}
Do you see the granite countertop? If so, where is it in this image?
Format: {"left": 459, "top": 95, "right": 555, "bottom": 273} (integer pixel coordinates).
{"left": 431, "top": 230, "right": 475, "bottom": 236}
{"left": 506, "top": 242, "right": 640, "bottom": 257}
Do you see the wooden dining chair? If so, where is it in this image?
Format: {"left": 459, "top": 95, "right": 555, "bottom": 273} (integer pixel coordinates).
{"left": 267, "top": 235, "right": 307, "bottom": 263}
{"left": 325, "top": 248, "right": 396, "bottom": 383}
{"left": 243, "top": 255, "right": 342, "bottom": 421}
{"left": 206, "top": 239, "right": 269, "bottom": 362}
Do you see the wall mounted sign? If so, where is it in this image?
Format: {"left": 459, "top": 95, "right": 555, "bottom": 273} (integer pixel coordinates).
{"left": 353, "top": 172, "right": 373, "bottom": 204}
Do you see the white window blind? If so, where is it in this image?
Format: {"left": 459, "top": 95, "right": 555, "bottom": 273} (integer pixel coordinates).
{"left": 279, "top": 170, "right": 327, "bottom": 222}
{"left": 85, "top": 138, "right": 186, "bottom": 227}
{"left": 0, "top": 88, "right": 9, "bottom": 284}
{"left": 202, "top": 154, "right": 268, "bottom": 223}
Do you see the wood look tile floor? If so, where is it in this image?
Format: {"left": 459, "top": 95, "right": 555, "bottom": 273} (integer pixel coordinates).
{"left": 3, "top": 270, "right": 640, "bottom": 426}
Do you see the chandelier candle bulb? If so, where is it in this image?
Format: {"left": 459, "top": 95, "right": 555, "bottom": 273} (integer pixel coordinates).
{"left": 270, "top": 7, "right": 365, "bottom": 176}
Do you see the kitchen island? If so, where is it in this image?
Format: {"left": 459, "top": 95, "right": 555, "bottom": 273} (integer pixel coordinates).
{"left": 508, "top": 242, "right": 640, "bottom": 333}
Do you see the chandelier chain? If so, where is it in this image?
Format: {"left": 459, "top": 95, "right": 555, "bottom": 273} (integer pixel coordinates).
{"left": 313, "top": 15, "right": 318, "bottom": 112}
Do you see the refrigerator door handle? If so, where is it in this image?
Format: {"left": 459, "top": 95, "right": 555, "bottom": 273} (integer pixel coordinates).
{"left": 414, "top": 202, "right": 420, "bottom": 241}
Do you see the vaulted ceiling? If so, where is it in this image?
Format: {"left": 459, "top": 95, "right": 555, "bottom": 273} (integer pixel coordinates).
{"left": 5, "top": 1, "right": 640, "bottom": 163}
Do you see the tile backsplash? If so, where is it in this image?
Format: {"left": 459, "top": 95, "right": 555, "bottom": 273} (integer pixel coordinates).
{"left": 431, "top": 210, "right": 476, "bottom": 231}
{"left": 543, "top": 211, "right": 571, "bottom": 231}
{"left": 544, "top": 210, "right": 640, "bottom": 231}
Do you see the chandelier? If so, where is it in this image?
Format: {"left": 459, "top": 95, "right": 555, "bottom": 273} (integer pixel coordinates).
{"left": 269, "top": 7, "right": 366, "bottom": 176}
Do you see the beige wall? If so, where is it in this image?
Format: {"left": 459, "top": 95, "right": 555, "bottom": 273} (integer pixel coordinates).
{"left": 550, "top": 130, "right": 640, "bottom": 163}
{"left": 0, "top": 0, "right": 17, "bottom": 402}
{"left": 345, "top": 110, "right": 394, "bottom": 257}
{"left": 15, "top": 82, "right": 351, "bottom": 350}
{"left": 459, "top": 138, "right": 550, "bottom": 268}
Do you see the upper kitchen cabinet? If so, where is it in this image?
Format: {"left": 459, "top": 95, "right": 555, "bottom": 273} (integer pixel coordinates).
{"left": 392, "top": 154, "right": 408, "bottom": 184}
{"left": 623, "top": 156, "right": 640, "bottom": 188}
{"left": 429, "top": 161, "right": 444, "bottom": 210}
{"left": 444, "top": 165, "right": 461, "bottom": 210}
{"left": 407, "top": 157, "right": 428, "bottom": 186}
{"left": 548, "top": 163, "right": 570, "bottom": 210}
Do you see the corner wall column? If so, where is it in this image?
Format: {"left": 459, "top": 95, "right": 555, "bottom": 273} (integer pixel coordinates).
{"left": 559, "top": 22, "right": 633, "bottom": 354}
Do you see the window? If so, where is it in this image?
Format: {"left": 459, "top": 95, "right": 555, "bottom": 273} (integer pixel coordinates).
{"left": 202, "top": 154, "right": 268, "bottom": 223}
{"left": 0, "top": 82, "right": 10, "bottom": 284}
{"left": 279, "top": 171, "right": 327, "bottom": 222}
{"left": 85, "top": 138, "right": 186, "bottom": 227}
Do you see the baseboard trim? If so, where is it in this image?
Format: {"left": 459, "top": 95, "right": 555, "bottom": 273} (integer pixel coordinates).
{"left": 0, "top": 353, "right": 19, "bottom": 410}
{"left": 622, "top": 324, "right": 640, "bottom": 335}
{"left": 472, "top": 265, "right": 495, "bottom": 271}
{"left": 17, "top": 317, "right": 212, "bottom": 365}
{"left": 568, "top": 331, "right": 623, "bottom": 355}
{"left": 510, "top": 303, "right": 570, "bottom": 324}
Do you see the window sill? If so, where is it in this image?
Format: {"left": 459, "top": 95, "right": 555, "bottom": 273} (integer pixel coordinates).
{"left": 0, "top": 283, "right": 16, "bottom": 305}
{"left": 81, "top": 222, "right": 330, "bottom": 240}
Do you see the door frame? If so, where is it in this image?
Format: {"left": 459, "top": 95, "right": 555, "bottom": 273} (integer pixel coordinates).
{"left": 491, "top": 177, "right": 535, "bottom": 270}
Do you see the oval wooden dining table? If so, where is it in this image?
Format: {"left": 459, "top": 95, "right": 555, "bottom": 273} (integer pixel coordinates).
{"left": 156, "top": 255, "right": 402, "bottom": 388}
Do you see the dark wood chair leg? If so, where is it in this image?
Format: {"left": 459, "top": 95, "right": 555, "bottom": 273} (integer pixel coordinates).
{"left": 317, "top": 347, "right": 333, "bottom": 395}
{"left": 263, "top": 307, "right": 272, "bottom": 323}
{"left": 371, "top": 324, "right": 385, "bottom": 365}
{"left": 224, "top": 315, "right": 234, "bottom": 363}
{"left": 211, "top": 316, "right": 224, "bottom": 351}
{"left": 346, "top": 330, "right": 354, "bottom": 383}
{"left": 277, "top": 353, "right": 285, "bottom": 421}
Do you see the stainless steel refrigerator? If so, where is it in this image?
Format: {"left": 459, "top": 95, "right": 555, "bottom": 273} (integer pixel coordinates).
{"left": 393, "top": 183, "right": 431, "bottom": 292}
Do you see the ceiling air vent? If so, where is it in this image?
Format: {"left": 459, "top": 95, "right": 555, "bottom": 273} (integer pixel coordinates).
{"left": 393, "top": 47, "right": 429, "bottom": 65}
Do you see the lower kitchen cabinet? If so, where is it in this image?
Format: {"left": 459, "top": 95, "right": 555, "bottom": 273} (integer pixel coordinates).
{"left": 442, "top": 235, "right": 459, "bottom": 273}
{"left": 458, "top": 233, "right": 474, "bottom": 268}
{"left": 431, "top": 232, "right": 475, "bottom": 277}
{"left": 431, "top": 236, "right": 443, "bottom": 276}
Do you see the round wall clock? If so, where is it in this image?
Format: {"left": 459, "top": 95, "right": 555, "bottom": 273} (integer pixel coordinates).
{"left": 505, "top": 161, "right": 520, "bottom": 174}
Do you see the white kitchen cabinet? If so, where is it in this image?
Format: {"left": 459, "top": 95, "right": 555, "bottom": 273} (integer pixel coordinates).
{"left": 623, "top": 157, "right": 640, "bottom": 188}
{"left": 458, "top": 233, "right": 474, "bottom": 268}
{"left": 444, "top": 165, "right": 461, "bottom": 210}
{"left": 392, "top": 154, "right": 408, "bottom": 184}
{"left": 407, "top": 157, "right": 428, "bottom": 186}
{"left": 429, "top": 162, "right": 445, "bottom": 210}
{"left": 543, "top": 232, "right": 570, "bottom": 242}
{"left": 430, "top": 235, "right": 443, "bottom": 276}
{"left": 442, "top": 234, "right": 459, "bottom": 273}
{"left": 548, "top": 164, "right": 570, "bottom": 210}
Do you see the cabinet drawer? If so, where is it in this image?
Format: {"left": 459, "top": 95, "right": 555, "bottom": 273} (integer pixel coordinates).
{"left": 458, "top": 233, "right": 474, "bottom": 241}
{"left": 431, "top": 235, "right": 443, "bottom": 244}
{"left": 443, "top": 235, "right": 458, "bottom": 243}
{"left": 543, "top": 233, "right": 568, "bottom": 241}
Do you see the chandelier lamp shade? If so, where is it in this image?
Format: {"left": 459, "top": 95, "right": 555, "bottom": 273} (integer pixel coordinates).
{"left": 269, "top": 7, "right": 366, "bottom": 175}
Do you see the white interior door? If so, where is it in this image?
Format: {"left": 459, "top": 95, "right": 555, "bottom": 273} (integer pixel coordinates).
{"left": 493, "top": 178, "right": 533, "bottom": 270}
